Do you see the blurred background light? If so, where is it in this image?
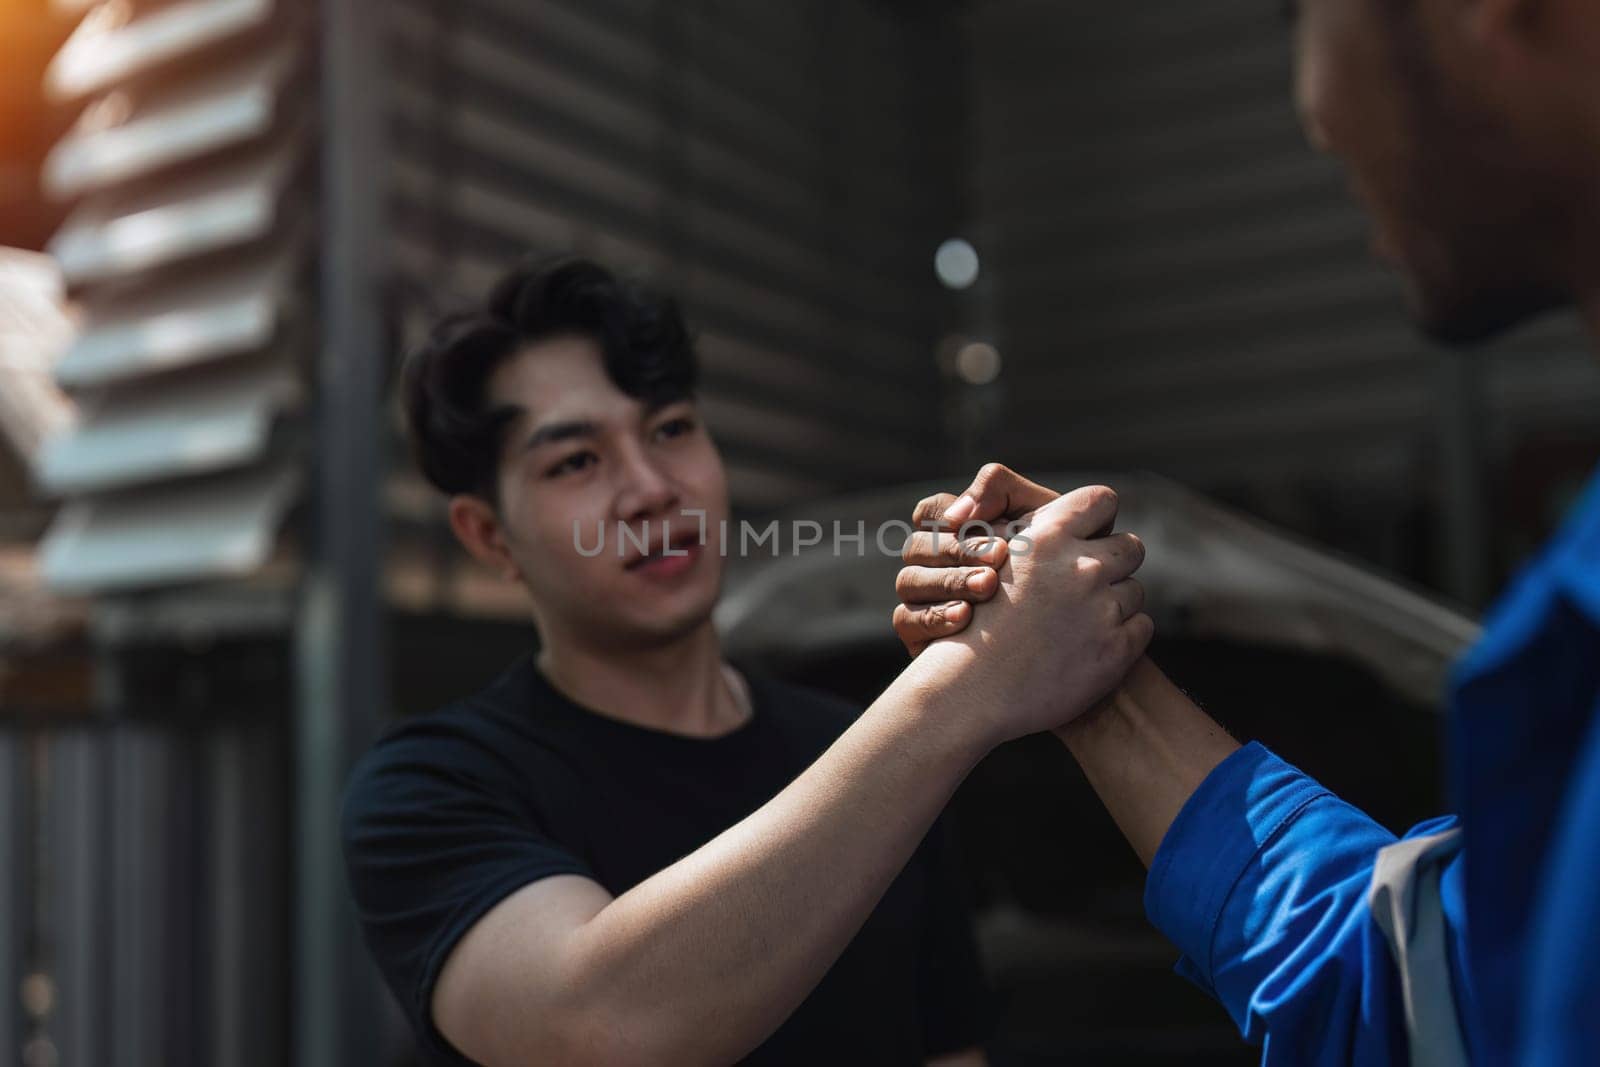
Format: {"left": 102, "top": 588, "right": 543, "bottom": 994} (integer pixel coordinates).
{"left": 935, "top": 236, "right": 980, "bottom": 290}
{"left": 955, "top": 340, "right": 1001, "bottom": 385}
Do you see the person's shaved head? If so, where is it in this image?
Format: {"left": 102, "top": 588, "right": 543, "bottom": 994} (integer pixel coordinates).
{"left": 1290, "top": 0, "right": 1600, "bottom": 345}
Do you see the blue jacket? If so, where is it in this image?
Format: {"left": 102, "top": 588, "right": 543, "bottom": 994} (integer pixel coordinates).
{"left": 1144, "top": 466, "right": 1600, "bottom": 1065}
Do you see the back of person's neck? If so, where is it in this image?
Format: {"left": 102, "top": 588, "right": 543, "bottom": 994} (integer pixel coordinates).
{"left": 535, "top": 623, "right": 746, "bottom": 738}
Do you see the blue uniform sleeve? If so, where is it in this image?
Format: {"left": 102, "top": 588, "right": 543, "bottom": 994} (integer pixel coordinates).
{"left": 1523, "top": 694, "right": 1600, "bottom": 1064}
{"left": 1144, "top": 742, "right": 1463, "bottom": 1066}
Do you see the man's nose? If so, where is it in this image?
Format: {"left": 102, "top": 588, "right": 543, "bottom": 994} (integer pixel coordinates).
{"left": 614, "top": 445, "right": 678, "bottom": 522}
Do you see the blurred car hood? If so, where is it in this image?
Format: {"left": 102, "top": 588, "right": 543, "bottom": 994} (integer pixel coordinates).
{"left": 716, "top": 472, "right": 1481, "bottom": 708}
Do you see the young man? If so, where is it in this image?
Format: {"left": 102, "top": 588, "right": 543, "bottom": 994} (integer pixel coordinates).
{"left": 340, "top": 257, "right": 1154, "bottom": 1065}
{"left": 896, "top": 1, "right": 1600, "bottom": 1064}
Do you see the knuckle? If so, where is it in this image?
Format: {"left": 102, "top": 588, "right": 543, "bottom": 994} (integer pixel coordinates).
{"left": 1086, "top": 484, "right": 1118, "bottom": 511}
{"left": 912, "top": 494, "right": 946, "bottom": 526}
{"left": 946, "top": 569, "right": 969, "bottom": 595}
{"left": 894, "top": 569, "right": 916, "bottom": 598}
{"left": 891, "top": 605, "right": 910, "bottom": 636}
{"left": 976, "top": 461, "right": 1010, "bottom": 485}
{"left": 1026, "top": 512, "right": 1063, "bottom": 542}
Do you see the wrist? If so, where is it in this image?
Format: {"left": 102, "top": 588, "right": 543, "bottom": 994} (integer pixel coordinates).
{"left": 1054, "top": 684, "right": 1140, "bottom": 766}
{"left": 1050, "top": 658, "right": 1239, "bottom": 868}
{"left": 1057, "top": 659, "right": 1238, "bottom": 794}
{"left": 892, "top": 640, "right": 1007, "bottom": 764}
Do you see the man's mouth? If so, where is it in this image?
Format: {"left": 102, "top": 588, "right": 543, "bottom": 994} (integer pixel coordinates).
{"left": 623, "top": 529, "right": 703, "bottom": 572}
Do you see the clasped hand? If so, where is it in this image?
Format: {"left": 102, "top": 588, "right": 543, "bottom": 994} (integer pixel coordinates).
{"left": 892, "top": 463, "right": 1151, "bottom": 741}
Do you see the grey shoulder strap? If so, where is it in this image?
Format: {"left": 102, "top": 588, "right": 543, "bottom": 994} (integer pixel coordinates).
{"left": 1367, "top": 828, "right": 1470, "bottom": 1067}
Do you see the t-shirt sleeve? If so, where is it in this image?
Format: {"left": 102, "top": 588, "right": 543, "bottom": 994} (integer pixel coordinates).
{"left": 917, "top": 814, "right": 998, "bottom": 1056}
{"left": 340, "top": 724, "right": 595, "bottom": 1064}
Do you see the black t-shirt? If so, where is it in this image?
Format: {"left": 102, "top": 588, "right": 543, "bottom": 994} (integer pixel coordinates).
{"left": 340, "top": 653, "right": 994, "bottom": 1065}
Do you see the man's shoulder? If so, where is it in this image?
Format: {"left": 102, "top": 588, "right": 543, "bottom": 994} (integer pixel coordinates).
{"left": 342, "top": 656, "right": 548, "bottom": 818}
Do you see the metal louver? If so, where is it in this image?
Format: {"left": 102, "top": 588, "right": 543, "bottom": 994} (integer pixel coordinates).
{"left": 36, "top": 0, "right": 309, "bottom": 594}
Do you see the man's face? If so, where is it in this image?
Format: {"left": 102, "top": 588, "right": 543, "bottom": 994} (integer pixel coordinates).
{"left": 484, "top": 335, "right": 729, "bottom": 649}
{"left": 1291, "top": 0, "right": 1573, "bottom": 345}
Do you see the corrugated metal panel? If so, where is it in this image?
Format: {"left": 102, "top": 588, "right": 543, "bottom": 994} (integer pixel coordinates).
{"left": 204, "top": 716, "right": 289, "bottom": 1067}
{"left": 42, "top": 717, "right": 287, "bottom": 1067}
{"left": 35, "top": 0, "right": 310, "bottom": 594}
{"left": 46, "top": 730, "right": 106, "bottom": 1067}
{"left": 969, "top": 0, "right": 1599, "bottom": 490}
{"left": 383, "top": 0, "right": 959, "bottom": 512}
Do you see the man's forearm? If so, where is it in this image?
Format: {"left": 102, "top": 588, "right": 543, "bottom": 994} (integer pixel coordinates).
{"left": 1055, "top": 656, "right": 1239, "bottom": 868}
{"left": 564, "top": 643, "right": 993, "bottom": 1065}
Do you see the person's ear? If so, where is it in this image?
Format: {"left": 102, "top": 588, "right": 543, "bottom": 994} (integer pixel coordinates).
{"left": 1464, "top": 0, "right": 1578, "bottom": 92}
{"left": 1466, "top": 0, "right": 1542, "bottom": 51}
{"left": 447, "top": 493, "right": 522, "bottom": 583}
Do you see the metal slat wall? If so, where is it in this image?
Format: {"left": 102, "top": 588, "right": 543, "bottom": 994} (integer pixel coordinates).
{"left": 36, "top": 0, "right": 312, "bottom": 594}
{"left": 969, "top": 3, "right": 1599, "bottom": 517}
{"left": 384, "top": 0, "right": 961, "bottom": 512}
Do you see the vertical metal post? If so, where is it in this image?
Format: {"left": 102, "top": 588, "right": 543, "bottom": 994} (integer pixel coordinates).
{"left": 1435, "top": 350, "right": 1491, "bottom": 609}
{"left": 1, "top": 732, "right": 21, "bottom": 1065}
{"left": 295, "top": 0, "right": 387, "bottom": 1061}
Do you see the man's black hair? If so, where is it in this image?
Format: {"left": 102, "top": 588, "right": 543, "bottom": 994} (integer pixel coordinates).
{"left": 401, "top": 255, "right": 698, "bottom": 504}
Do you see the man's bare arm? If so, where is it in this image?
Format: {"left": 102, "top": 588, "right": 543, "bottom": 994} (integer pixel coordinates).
{"left": 435, "top": 486, "right": 1151, "bottom": 1067}
{"left": 436, "top": 657, "right": 993, "bottom": 1067}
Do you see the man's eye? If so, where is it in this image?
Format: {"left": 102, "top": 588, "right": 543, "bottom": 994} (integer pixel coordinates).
{"left": 546, "top": 452, "right": 596, "bottom": 478}
{"left": 655, "top": 416, "right": 697, "bottom": 441}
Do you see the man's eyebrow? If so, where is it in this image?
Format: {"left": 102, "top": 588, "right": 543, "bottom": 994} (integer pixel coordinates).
{"left": 522, "top": 419, "right": 598, "bottom": 451}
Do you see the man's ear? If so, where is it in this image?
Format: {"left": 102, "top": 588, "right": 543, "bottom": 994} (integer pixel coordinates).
{"left": 1463, "top": 0, "right": 1582, "bottom": 90}
{"left": 1466, "top": 0, "right": 1543, "bottom": 48}
{"left": 447, "top": 493, "right": 522, "bottom": 583}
